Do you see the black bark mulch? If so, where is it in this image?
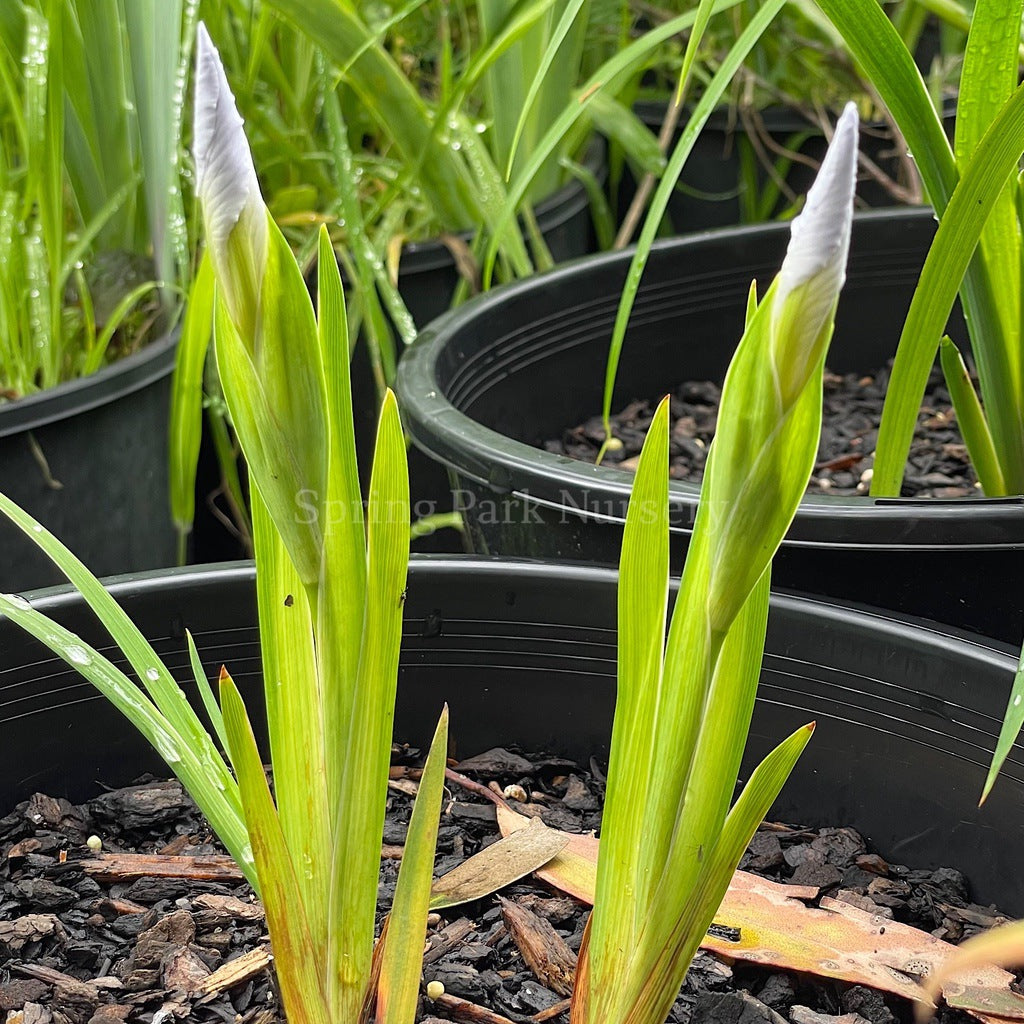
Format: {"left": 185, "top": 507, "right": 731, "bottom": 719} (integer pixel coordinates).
{"left": 547, "top": 364, "right": 978, "bottom": 499}
{"left": 0, "top": 746, "right": 1008, "bottom": 1024}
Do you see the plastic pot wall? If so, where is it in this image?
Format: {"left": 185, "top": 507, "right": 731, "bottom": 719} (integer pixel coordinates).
{"left": 0, "top": 333, "right": 178, "bottom": 592}
{"left": 1, "top": 558, "right": 1022, "bottom": 914}
{"left": 396, "top": 208, "right": 1024, "bottom": 642}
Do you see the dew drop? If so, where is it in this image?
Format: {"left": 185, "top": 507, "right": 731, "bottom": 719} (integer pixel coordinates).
{"left": 153, "top": 733, "right": 183, "bottom": 764}
{"left": 145, "top": 667, "right": 160, "bottom": 682}
{"left": 66, "top": 645, "right": 92, "bottom": 666}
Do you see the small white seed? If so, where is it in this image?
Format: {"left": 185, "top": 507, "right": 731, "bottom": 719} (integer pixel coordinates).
{"left": 426, "top": 980, "right": 445, "bottom": 1001}
{"left": 86, "top": 835, "right": 102, "bottom": 852}
{"left": 503, "top": 784, "right": 527, "bottom": 802}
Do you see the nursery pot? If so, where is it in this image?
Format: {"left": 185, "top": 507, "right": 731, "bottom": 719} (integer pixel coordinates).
{"left": 396, "top": 208, "right": 1024, "bottom": 642}
{"left": 0, "top": 332, "right": 178, "bottom": 592}
{"left": 1, "top": 558, "right": 1023, "bottom": 913}
{"left": 618, "top": 102, "right": 946, "bottom": 232}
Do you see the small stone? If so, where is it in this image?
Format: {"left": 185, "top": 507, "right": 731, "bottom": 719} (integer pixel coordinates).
{"left": 7, "top": 1003, "right": 52, "bottom": 1024}
{"left": 427, "top": 964, "right": 488, "bottom": 1001}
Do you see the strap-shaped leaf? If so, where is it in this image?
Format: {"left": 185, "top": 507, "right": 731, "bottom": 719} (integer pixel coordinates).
{"left": 954, "top": 0, "right": 1023, "bottom": 414}
{"left": 812, "top": 0, "right": 956, "bottom": 210}
{"left": 503, "top": 0, "right": 587, "bottom": 179}
{"left": 598, "top": 0, "right": 788, "bottom": 432}
{"left": 169, "top": 251, "right": 213, "bottom": 549}
{"left": 261, "top": 0, "right": 477, "bottom": 231}
{"left": 480, "top": 0, "right": 749, "bottom": 288}
{"left": 589, "top": 395, "right": 670, "bottom": 998}
{"left": 251, "top": 490, "right": 330, "bottom": 955}
{"left": 813, "top": 0, "right": 1024, "bottom": 494}
{"left": 213, "top": 214, "right": 329, "bottom": 588}
{"left": 376, "top": 707, "right": 449, "bottom": 1024}
{"left": 220, "top": 670, "right": 331, "bottom": 1024}
{"left": 315, "top": 224, "right": 367, "bottom": 816}
{"left": 982, "top": 645, "right": 1024, "bottom": 805}
{"left": 0, "top": 590, "right": 250, "bottom": 881}
{"left": 939, "top": 337, "right": 1005, "bottom": 496}
{"left": 0, "top": 491, "right": 237, "bottom": 805}
{"left": 327, "top": 390, "right": 410, "bottom": 1022}
{"left": 623, "top": 723, "right": 815, "bottom": 1024}
{"left": 871, "top": 83, "right": 1024, "bottom": 495}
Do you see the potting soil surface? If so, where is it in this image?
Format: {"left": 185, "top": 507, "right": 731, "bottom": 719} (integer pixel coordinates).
{"left": 547, "top": 364, "right": 978, "bottom": 498}
{"left": 0, "top": 745, "right": 1005, "bottom": 1024}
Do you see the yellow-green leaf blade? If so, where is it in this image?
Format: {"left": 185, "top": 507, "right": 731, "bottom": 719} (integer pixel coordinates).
{"left": 220, "top": 670, "right": 330, "bottom": 1024}
{"left": 251, "top": 489, "right": 330, "bottom": 955}
{"left": 872, "top": 84, "right": 1024, "bottom": 496}
{"left": 981, "top": 644, "right": 1024, "bottom": 805}
{"left": 168, "top": 251, "right": 214, "bottom": 552}
{"left": 623, "top": 723, "right": 814, "bottom": 1024}
{"left": 327, "top": 390, "right": 410, "bottom": 1021}
{"left": 588, "top": 395, "right": 670, "bottom": 998}
{"left": 377, "top": 706, "right": 449, "bottom": 1024}
{"left": 939, "top": 337, "right": 1005, "bottom": 496}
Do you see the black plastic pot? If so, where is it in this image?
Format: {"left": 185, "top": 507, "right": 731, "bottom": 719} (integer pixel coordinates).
{"left": 0, "top": 333, "right": 178, "bottom": 592}
{"left": 2, "top": 558, "right": 1023, "bottom": 913}
{"left": 396, "top": 208, "right": 1024, "bottom": 642}
{"left": 619, "top": 102, "right": 946, "bottom": 233}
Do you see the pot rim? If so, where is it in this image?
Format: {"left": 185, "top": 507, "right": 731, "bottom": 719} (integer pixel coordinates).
{"left": 397, "top": 208, "right": 1024, "bottom": 551}
{"left": 16, "top": 555, "right": 1018, "bottom": 666}
{"left": 0, "top": 328, "right": 179, "bottom": 439}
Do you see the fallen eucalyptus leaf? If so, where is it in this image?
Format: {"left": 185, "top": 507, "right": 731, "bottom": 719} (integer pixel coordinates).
{"left": 495, "top": 803, "right": 1024, "bottom": 1021}
{"left": 429, "top": 816, "right": 568, "bottom": 910}
{"left": 497, "top": 804, "right": 597, "bottom": 903}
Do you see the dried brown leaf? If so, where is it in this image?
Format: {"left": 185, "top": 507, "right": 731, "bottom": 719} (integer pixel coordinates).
{"left": 430, "top": 816, "right": 568, "bottom": 910}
